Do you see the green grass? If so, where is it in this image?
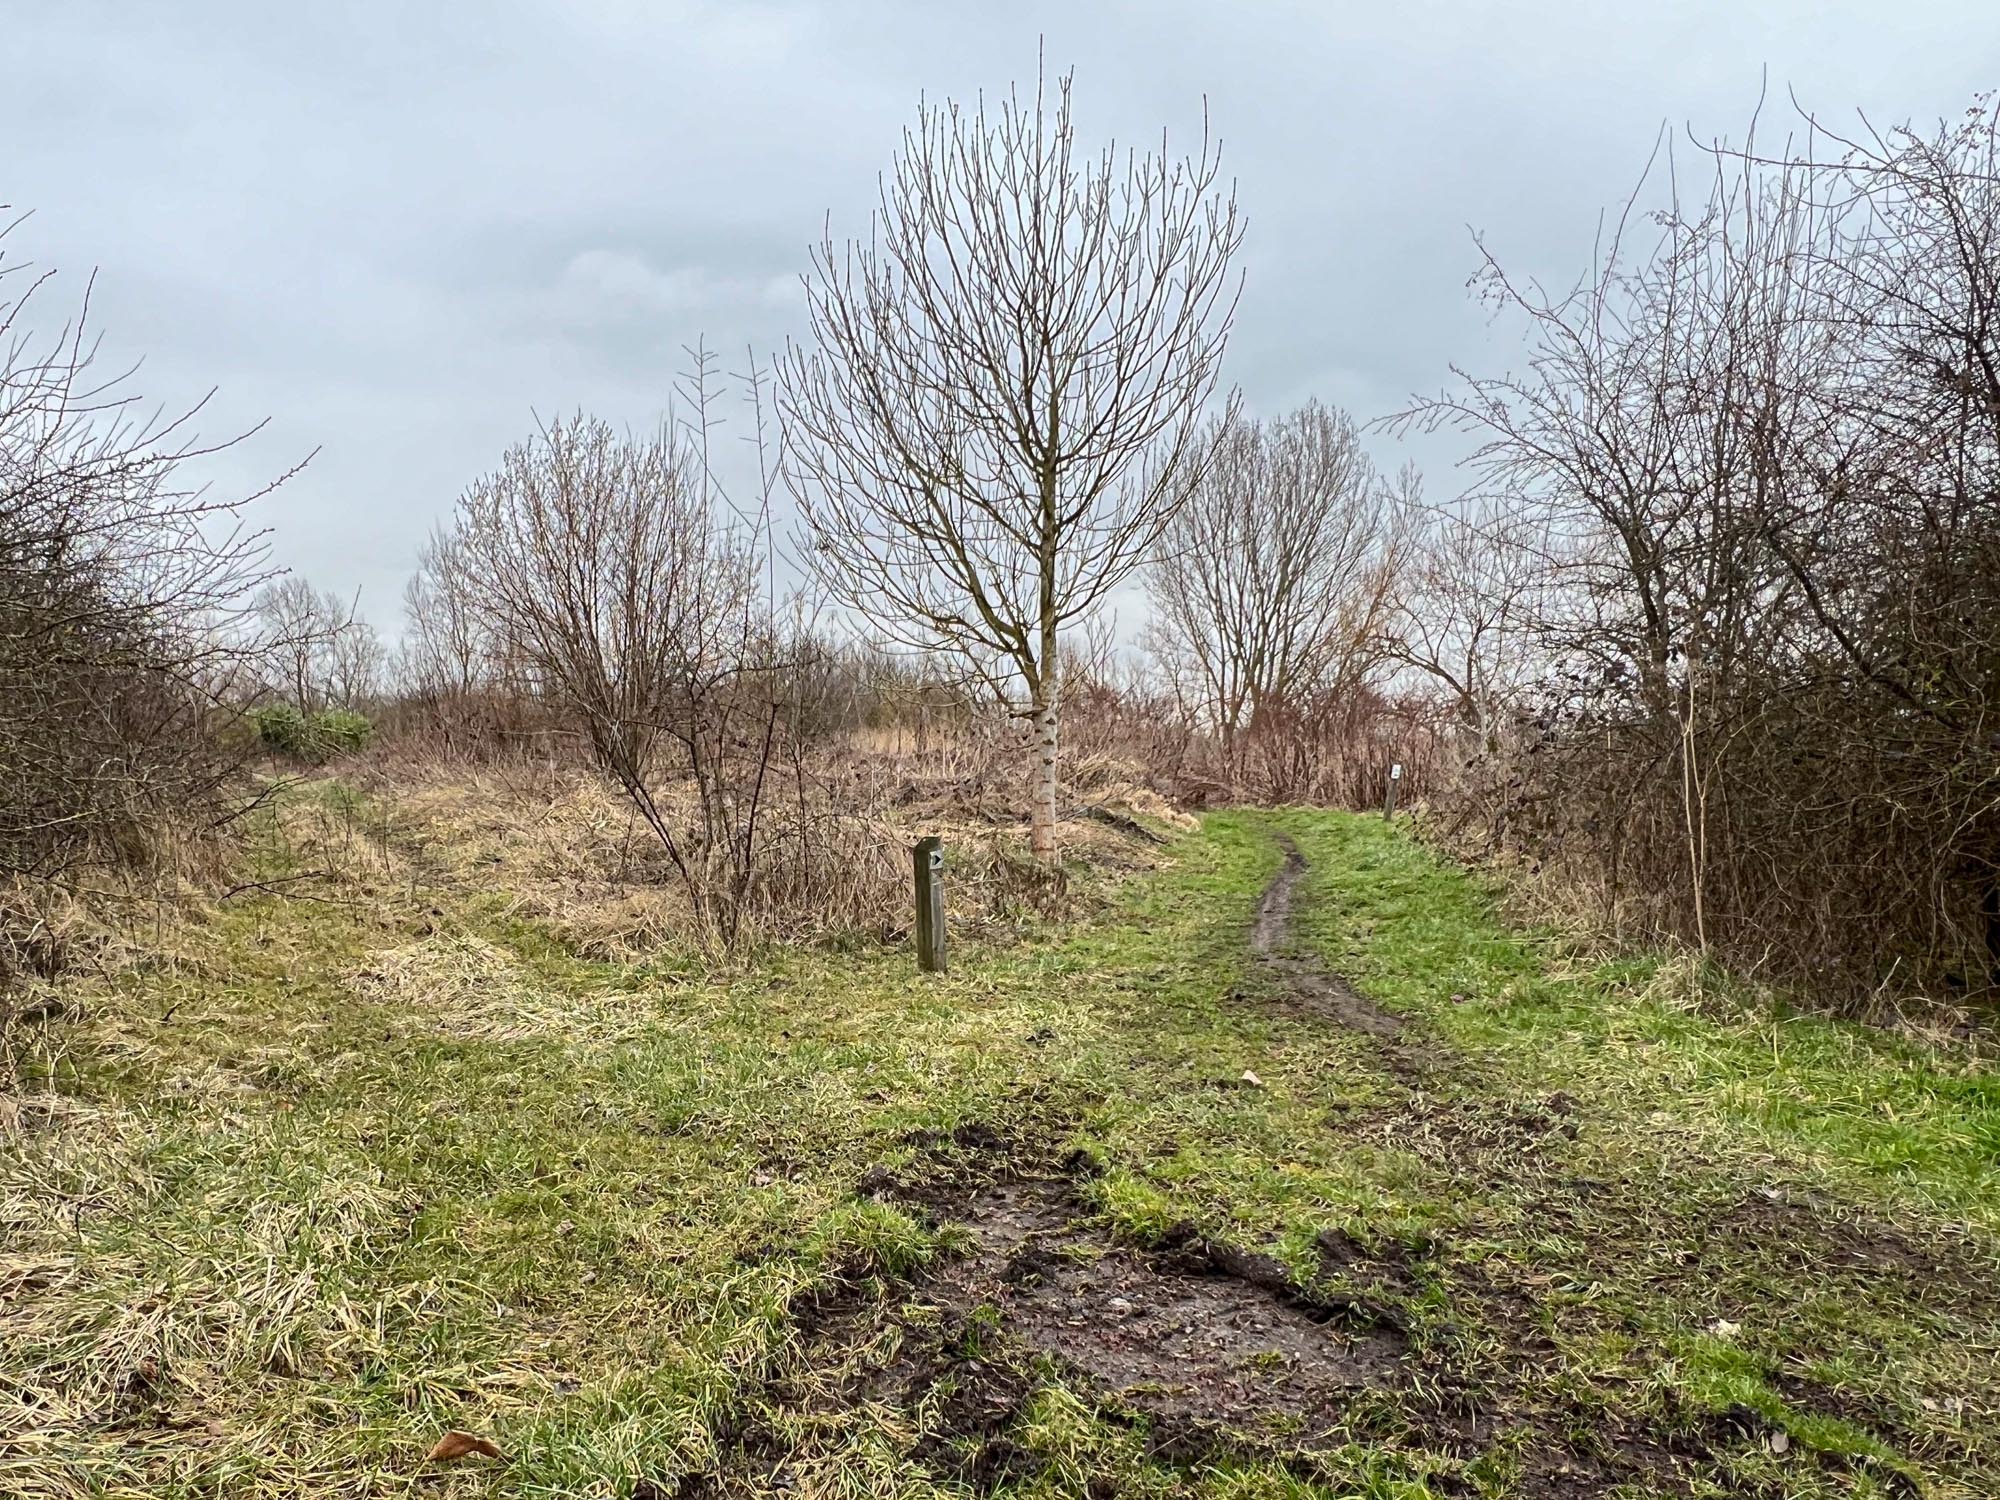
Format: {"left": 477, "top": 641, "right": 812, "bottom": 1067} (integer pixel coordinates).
{"left": 1277, "top": 810, "right": 2000, "bottom": 1228}
{"left": 3, "top": 793, "right": 1996, "bottom": 1498}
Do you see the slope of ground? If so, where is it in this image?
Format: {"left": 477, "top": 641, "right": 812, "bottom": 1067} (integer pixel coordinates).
{"left": 3, "top": 785, "right": 1995, "bottom": 1498}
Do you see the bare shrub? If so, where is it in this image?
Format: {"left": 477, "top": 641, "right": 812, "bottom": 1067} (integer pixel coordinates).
{"left": 434, "top": 410, "right": 771, "bottom": 947}
{"left": 1397, "top": 96, "right": 2000, "bottom": 1006}
{"left": 0, "top": 210, "right": 293, "bottom": 990}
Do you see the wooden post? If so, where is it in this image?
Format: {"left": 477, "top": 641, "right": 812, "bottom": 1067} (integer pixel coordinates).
{"left": 1383, "top": 761, "right": 1402, "bottom": 822}
{"left": 913, "top": 835, "right": 946, "bottom": 972}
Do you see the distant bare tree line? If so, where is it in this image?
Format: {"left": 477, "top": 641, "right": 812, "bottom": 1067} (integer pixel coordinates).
{"left": 250, "top": 576, "right": 384, "bottom": 714}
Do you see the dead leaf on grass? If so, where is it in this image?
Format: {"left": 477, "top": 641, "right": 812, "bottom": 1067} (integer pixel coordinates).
{"left": 427, "top": 1429, "right": 502, "bottom": 1462}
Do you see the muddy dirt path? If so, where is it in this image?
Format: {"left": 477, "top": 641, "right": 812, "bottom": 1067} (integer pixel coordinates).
{"left": 933, "top": 1177, "right": 1405, "bottom": 1440}
{"left": 1249, "top": 829, "right": 1421, "bottom": 1055}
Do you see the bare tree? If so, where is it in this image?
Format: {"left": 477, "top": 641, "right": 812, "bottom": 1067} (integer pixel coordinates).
{"left": 324, "top": 609, "right": 384, "bottom": 709}
{"left": 440, "top": 410, "right": 799, "bottom": 946}
{"left": 253, "top": 576, "right": 380, "bottom": 711}
{"left": 0, "top": 207, "right": 298, "bottom": 982}
{"left": 254, "top": 577, "right": 326, "bottom": 712}
{"left": 781, "top": 61, "right": 1243, "bottom": 860}
{"left": 396, "top": 536, "right": 494, "bottom": 712}
{"left": 1145, "top": 402, "right": 1407, "bottom": 774}
{"left": 1389, "top": 495, "right": 1555, "bottom": 761}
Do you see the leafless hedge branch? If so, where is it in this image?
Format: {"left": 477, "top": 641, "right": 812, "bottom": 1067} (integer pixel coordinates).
{"left": 1392, "top": 94, "right": 2000, "bottom": 1005}
{"left": 0, "top": 211, "right": 297, "bottom": 987}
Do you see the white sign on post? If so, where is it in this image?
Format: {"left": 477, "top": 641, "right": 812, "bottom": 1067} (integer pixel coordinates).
{"left": 1390, "top": 763, "right": 1403, "bottom": 780}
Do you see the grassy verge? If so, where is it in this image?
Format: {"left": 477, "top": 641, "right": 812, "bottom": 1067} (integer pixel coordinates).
{"left": 2, "top": 790, "right": 1994, "bottom": 1498}
{"left": 1278, "top": 810, "right": 2000, "bottom": 1229}
{"left": 1272, "top": 809, "right": 2000, "bottom": 1495}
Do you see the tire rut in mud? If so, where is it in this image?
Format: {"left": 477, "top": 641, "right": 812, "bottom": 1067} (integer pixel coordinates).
{"left": 1232, "top": 825, "right": 1952, "bottom": 1497}
{"left": 674, "top": 839, "right": 1975, "bottom": 1497}
{"left": 1248, "top": 830, "right": 1436, "bottom": 1079}
{"left": 687, "top": 1130, "right": 1411, "bottom": 1496}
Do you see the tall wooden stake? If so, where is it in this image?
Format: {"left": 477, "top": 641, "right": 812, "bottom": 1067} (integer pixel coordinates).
{"left": 913, "top": 835, "right": 946, "bottom": 972}
{"left": 1383, "top": 762, "right": 1402, "bottom": 822}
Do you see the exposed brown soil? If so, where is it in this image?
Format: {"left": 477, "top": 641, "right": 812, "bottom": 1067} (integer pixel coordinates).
{"left": 685, "top": 1125, "right": 1961, "bottom": 1499}
{"left": 931, "top": 1177, "right": 1406, "bottom": 1439}
{"left": 1712, "top": 1185, "right": 1989, "bottom": 1291}
{"left": 1250, "top": 833, "right": 1409, "bottom": 1042}
{"left": 682, "top": 1146, "right": 1413, "bottom": 1496}
{"left": 1246, "top": 832, "right": 1474, "bottom": 1091}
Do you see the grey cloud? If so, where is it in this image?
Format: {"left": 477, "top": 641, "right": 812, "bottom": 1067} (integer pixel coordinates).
{"left": 8, "top": 0, "right": 1994, "bottom": 624}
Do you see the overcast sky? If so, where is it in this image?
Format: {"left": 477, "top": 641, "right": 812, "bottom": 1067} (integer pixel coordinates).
{"left": 8, "top": 1, "right": 1995, "bottom": 629}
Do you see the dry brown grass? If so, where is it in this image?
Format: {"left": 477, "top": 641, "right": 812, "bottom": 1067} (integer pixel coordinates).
{"left": 345, "top": 736, "right": 1190, "bottom": 963}
{"left": 346, "top": 933, "right": 661, "bottom": 1043}
{"left": 0, "top": 752, "right": 1196, "bottom": 1498}
{"left": 8, "top": 791, "right": 1999, "bottom": 1496}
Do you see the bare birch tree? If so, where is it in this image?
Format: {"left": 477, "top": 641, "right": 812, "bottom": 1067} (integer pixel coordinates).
{"left": 780, "top": 63, "right": 1242, "bottom": 860}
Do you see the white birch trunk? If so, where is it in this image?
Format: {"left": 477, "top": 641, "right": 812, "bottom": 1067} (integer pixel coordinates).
{"left": 1030, "top": 700, "right": 1059, "bottom": 861}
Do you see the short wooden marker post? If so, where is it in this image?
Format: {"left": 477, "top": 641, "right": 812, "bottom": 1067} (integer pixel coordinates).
{"left": 913, "top": 835, "right": 946, "bottom": 972}
{"left": 1383, "top": 762, "right": 1403, "bottom": 821}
